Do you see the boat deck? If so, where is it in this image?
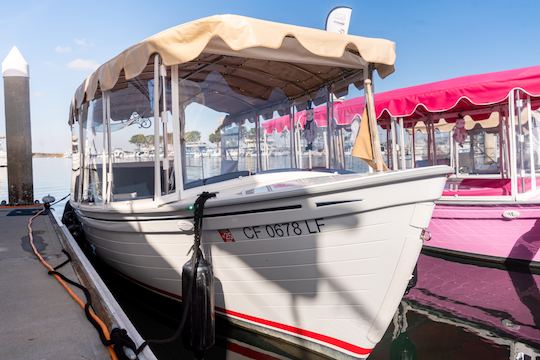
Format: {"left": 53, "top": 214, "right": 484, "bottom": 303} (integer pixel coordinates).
{"left": 0, "top": 206, "right": 155, "bottom": 360}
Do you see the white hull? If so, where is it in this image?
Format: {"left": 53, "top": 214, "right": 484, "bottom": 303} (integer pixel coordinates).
{"left": 74, "top": 166, "right": 450, "bottom": 358}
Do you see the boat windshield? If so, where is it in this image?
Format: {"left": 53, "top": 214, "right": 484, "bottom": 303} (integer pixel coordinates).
{"left": 179, "top": 71, "right": 369, "bottom": 189}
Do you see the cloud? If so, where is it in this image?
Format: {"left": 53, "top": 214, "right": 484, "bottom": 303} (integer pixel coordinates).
{"left": 55, "top": 45, "right": 72, "bottom": 53}
{"left": 67, "top": 58, "right": 98, "bottom": 71}
{"left": 74, "top": 38, "right": 94, "bottom": 48}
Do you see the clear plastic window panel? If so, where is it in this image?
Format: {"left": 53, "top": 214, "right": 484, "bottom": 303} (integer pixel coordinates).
{"left": 70, "top": 120, "right": 81, "bottom": 202}
{"left": 259, "top": 109, "right": 293, "bottom": 172}
{"left": 81, "top": 98, "right": 104, "bottom": 204}
{"left": 108, "top": 75, "right": 156, "bottom": 201}
{"left": 515, "top": 96, "right": 534, "bottom": 192}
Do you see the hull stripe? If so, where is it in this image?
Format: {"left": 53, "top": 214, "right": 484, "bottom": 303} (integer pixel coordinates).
{"left": 116, "top": 271, "right": 373, "bottom": 356}
{"left": 220, "top": 308, "right": 372, "bottom": 356}
{"left": 226, "top": 341, "right": 283, "bottom": 360}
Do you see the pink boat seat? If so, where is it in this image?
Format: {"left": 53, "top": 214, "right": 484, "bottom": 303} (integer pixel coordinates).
{"left": 443, "top": 177, "right": 539, "bottom": 196}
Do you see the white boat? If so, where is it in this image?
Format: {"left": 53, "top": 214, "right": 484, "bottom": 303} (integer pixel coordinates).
{"left": 66, "top": 15, "right": 451, "bottom": 358}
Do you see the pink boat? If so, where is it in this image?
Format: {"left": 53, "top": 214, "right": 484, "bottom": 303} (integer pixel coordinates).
{"left": 368, "top": 66, "right": 540, "bottom": 269}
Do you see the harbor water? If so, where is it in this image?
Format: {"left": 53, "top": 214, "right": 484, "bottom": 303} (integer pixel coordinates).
{"left": 3, "top": 157, "right": 538, "bottom": 359}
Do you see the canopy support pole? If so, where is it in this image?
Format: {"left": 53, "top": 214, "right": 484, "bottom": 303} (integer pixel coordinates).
{"left": 290, "top": 106, "right": 296, "bottom": 168}
{"left": 412, "top": 124, "right": 416, "bottom": 168}
{"left": 326, "top": 89, "right": 334, "bottom": 169}
{"left": 527, "top": 95, "right": 536, "bottom": 191}
{"left": 101, "top": 95, "right": 107, "bottom": 204}
{"left": 516, "top": 90, "right": 526, "bottom": 192}
{"left": 263, "top": 131, "right": 268, "bottom": 170}
{"left": 399, "top": 117, "right": 406, "bottom": 170}
{"left": 255, "top": 114, "right": 262, "bottom": 172}
{"left": 105, "top": 93, "right": 113, "bottom": 203}
{"left": 364, "top": 76, "right": 384, "bottom": 172}
{"left": 430, "top": 118, "right": 437, "bottom": 166}
{"left": 171, "top": 65, "right": 183, "bottom": 198}
{"left": 296, "top": 121, "right": 303, "bottom": 169}
{"left": 508, "top": 90, "right": 518, "bottom": 199}
{"left": 391, "top": 117, "right": 398, "bottom": 170}
{"left": 160, "top": 64, "right": 170, "bottom": 195}
{"left": 153, "top": 55, "right": 162, "bottom": 202}
{"left": 449, "top": 128, "right": 454, "bottom": 170}
{"left": 78, "top": 112, "right": 84, "bottom": 202}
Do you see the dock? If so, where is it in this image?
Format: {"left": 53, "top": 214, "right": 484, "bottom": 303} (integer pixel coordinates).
{"left": 0, "top": 206, "right": 156, "bottom": 360}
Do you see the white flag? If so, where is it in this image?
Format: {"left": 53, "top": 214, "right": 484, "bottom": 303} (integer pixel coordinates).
{"left": 325, "top": 7, "right": 352, "bottom": 34}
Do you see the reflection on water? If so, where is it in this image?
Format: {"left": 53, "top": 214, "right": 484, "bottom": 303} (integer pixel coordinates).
{"left": 371, "top": 255, "right": 540, "bottom": 359}
{"left": 8, "top": 158, "right": 540, "bottom": 359}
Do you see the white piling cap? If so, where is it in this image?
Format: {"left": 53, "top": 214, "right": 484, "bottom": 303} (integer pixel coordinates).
{"left": 2, "top": 46, "right": 29, "bottom": 77}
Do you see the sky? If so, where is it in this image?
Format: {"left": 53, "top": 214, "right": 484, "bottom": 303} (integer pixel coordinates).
{"left": 1, "top": 0, "right": 540, "bottom": 153}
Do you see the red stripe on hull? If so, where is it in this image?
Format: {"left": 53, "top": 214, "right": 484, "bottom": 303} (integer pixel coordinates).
{"left": 226, "top": 342, "right": 282, "bottom": 360}
{"left": 221, "top": 308, "right": 372, "bottom": 356}
{"left": 114, "top": 269, "right": 372, "bottom": 356}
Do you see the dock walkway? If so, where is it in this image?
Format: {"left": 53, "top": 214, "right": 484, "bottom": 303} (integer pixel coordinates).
{"left": 0, "top": 207, "right": 155, "bottom": 360}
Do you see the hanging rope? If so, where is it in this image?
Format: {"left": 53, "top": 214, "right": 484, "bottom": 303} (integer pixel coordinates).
{"left": 135, "top": 191, "right": 216, "bottom": 355}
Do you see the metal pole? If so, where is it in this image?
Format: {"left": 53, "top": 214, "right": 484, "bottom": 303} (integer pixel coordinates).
{"left": 290, "top": 105, "right": 296, "bottom": 168}
{"left": 297, "top": 121, "right": 303, "bottom": 169}
{"left": 430, "top": 118, "right": 437, "bottom": 165}
{"left": 78, "top": 110, "right": 84, "bottom": 204}
{"left": 412, "top": 125, "right": 416, "bottom": 168}
{"left": 527, "top": 96, "right": 536, "bottom": 191}
{"left": 171, "top": 65, "right": 183, "bottom": 198}
{"left": 516, "top": 90, "right": 526, "bottom": 192}
{"left": 153, "top": 55, "right": 162, "bottom": 200}
{"left": 449, "top": 128, "right": 454, "bottom": 170}
{"left": 106, "top": 93, "right": 113, "bottom": 202}
{"left": 399, "top": 117, "right": 406, "bottom": 170}
{"left": 255, "top": 114, "right": 261, "bottom": 172}
{"left": 101, "top": 96, "right": 107, "bottom": 203}
{"left": 2, "top": 47, "right": 33, "bottom": 204}
{"left": 160, "top": 64, "right": 169, "bottom": 194}
{"left": 390, "top": 117, "right": 398, "bottom": 170}
{"left": 326, "top": 88, "right": 334, "bottom": 169}
{"left": 508, "top": 90, "right": 518, "bottom": 198}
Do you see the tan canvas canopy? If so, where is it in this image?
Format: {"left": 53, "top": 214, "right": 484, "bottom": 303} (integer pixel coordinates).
{"left": 72, "top": 14, "right": 396, "bottom": 114}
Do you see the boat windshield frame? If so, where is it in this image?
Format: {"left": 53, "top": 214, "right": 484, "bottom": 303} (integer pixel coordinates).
{"left": 70, "top": 53, "right": 376, "bottom": 207}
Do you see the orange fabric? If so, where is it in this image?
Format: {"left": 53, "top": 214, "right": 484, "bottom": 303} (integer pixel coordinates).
{"left": 352, "top": 109, "right": 388, "bottom": 170}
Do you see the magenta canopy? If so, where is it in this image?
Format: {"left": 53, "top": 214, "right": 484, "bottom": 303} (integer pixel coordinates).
{"left": 261, "top": 101, "right": 360, "bottom": 135}
{"left": 375, "top": 65, "right": 540, "bottom": 121}
{"left": 261, "top": 65, "right": 540, "bottom": 134}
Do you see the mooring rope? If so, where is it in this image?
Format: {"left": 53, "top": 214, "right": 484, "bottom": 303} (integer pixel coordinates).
{"left": 135, "top": 191, "right": 216, "bottom": 355}
{"left": 27, "top": 207, "right": 119, "bottom": 360}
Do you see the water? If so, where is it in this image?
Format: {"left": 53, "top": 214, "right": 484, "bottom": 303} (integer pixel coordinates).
{"left": 9, "top": 158, "right": 540, "bottom": 359}
{"left": 0, "top": 157, "right": 71, "bottom": 207}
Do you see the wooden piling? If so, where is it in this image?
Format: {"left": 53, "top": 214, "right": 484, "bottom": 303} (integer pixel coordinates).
{"left": 2, "top": 47, "right": 33, "bottom": 204}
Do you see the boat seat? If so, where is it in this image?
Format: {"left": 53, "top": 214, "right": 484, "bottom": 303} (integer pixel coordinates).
{"left": 443, "top": 177, "right": 540, "bottom": 197}
{"left": 111, "top": 161, "right": 154, "bottom": 199}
